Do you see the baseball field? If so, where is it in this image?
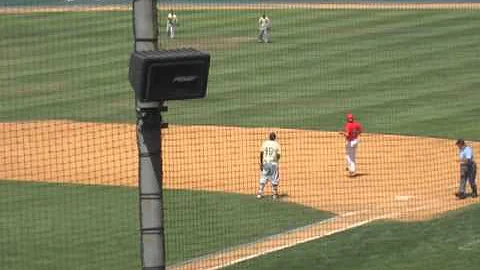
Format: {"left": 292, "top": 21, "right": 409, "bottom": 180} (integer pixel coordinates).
{"left": 1, "top": 1, "right": 480, "bottom": 269}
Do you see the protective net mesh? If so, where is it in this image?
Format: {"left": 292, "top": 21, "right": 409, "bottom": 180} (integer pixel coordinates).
{"left": 1, "top": 1, "right": 479, "bottom": 270}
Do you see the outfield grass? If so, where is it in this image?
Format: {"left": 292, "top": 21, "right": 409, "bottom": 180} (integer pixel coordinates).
{"left": 1, "top": 10, "right": 479, "bottom": 139}
{"left": 225, "top": 204, "right": 480, "bottom": 270}
{"left": 0, "top": 180, "right": 332, "bottom": 269}
{"left": 3, "top": 0, "right": 273, "bottom": 7}
{"left": 6, "top": 0, "right": 479, "bottom": 6}
{"left": 1, "top": 7, "right": 480, "bottom": 270}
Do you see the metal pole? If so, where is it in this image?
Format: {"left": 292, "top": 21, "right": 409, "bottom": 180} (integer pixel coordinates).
{"left": 136, "top": 104, "right": 166, "bottom": 270}
{"left": 132, "top": 1, "right": 166, "bottom": 269}
{"left": 133, "top": 0, "right": 158, "bottom": 52}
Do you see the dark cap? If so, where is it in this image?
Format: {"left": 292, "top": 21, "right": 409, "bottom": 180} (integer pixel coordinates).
{"left": 456, "top": 139, "right": 465, "bottom": 146}
{"left": 269, "top": 132, "right": 276, "bottom": 140}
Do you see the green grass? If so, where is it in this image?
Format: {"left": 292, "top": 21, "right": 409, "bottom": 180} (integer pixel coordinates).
{"left": 225, "top": 204, "right": 480, "bottom": 270}
{"left": 0, "top": 180, "right": 332, "bottom": 269}
{"left": 3, "top": 0, "right": 269, "bottom": 7}
{"left": 1, "top": 10, "right": 480, "bottom": 139}
{"left": 2, "top": 7, "right": 480, "bottom": 270}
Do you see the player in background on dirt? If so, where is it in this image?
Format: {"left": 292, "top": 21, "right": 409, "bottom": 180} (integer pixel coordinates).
{"left": 340, "top": 113, "right": 362, "bottom": 177}
{"left": 257, "top": 132, "right": 281, "bottom": 199}
{"left": 257, "top": 13, "right": 271, "bottom": 43}
{"left": 166, "top": 10, "right": 177, "bottom": 39}
{"left": 455, "top": 139, "right": 477, "bottom": 199}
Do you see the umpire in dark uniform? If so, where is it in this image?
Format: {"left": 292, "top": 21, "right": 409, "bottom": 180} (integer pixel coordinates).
{"left": 455, "top": 139, "right": 477, "bottom": 199}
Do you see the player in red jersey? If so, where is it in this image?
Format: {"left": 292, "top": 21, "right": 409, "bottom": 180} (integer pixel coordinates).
{"left": 340, "top": 113, "right": 362, "bottom": 176}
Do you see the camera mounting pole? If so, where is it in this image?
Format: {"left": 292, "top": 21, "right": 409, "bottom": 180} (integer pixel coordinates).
{"left": 130, "top": 2, "right": 210, "bottom": 270}
{"left": 132, "top": 1, "right": 166, "bottom": 270}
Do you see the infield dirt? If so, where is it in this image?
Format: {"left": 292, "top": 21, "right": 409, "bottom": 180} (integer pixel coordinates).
{"left": 1, "top": 121, "right": 478, "bottom": 222}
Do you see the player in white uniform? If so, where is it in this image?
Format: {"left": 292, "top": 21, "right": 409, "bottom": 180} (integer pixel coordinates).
{"left": 257, "top": 132, "right": 281, "bottom": 199}
{"left": 257, "top": 14, "right": 271, "bottom": 43}
{"left": 166, "top": 10, "right": 177, "bottom": 39}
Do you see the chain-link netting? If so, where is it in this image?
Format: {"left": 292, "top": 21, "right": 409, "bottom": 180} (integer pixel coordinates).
{"left": 1, "top": 1, "right": 480, "bottom": 269}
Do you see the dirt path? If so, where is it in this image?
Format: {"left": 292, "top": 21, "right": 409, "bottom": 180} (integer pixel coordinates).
{"left": 1, "top": 121, "right": 478, "bottom": 269}
{"left": 1, "top": 2, "right": 480, "bottom": 14}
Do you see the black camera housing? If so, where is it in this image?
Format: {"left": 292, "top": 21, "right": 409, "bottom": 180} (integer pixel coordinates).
{"left": 129, "top": 49, "right": 210, "bottom": 101}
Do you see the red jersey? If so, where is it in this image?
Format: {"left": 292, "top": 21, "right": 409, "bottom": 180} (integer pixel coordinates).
{"left": 344, "top": 121, "right": 362, "bottom": 141}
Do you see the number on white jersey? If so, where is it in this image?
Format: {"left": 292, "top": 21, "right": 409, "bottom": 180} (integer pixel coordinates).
{"left": 264, "top": 147, "right": 276, "bottom": 159}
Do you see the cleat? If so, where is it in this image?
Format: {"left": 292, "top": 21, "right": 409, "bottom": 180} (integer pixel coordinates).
{"left": 472, "top": 186, "right": 478, "bottom": 198}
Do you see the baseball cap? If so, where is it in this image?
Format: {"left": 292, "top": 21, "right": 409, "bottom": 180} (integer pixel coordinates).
{"left": 346, "top": 113, "right": 354, "bottom": 120}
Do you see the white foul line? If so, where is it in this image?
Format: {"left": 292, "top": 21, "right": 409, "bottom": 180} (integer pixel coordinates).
{"left": 170, "top": 205, "right": 434, "bottom": 270}
{"left": 168, "top": 211, "right": 360, "bottom": 270}
{"left": 210, "top": 212, "right": 390, "bottom": 270}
